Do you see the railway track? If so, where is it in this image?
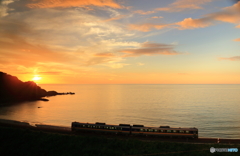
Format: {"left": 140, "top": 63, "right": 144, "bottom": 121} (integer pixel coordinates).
{"left": 1, "top": 119, "right": 240, "bottom": 144}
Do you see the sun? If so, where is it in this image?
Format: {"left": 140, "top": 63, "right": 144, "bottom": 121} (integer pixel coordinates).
{"left": 32, "top": 75, "right": 42, "bottom": 82}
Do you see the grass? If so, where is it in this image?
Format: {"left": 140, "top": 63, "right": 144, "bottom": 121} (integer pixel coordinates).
{"left": 0, "top": 126, "right": 239, "bottom": 156}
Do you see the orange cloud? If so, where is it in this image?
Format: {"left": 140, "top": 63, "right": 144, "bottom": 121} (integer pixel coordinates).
{"left": 233, "top": 38, "right": 240, "bottom": 41}
{"left": 219, "top": 56, "right": 240, "bottom": 61}
{"left": 174, "top": 2, "right": 240, "bottom": 30}
{"left": 133, "top": 0, "right": 212, "bottom": 15}
{"left": 94, "top": 52, "right": 115, "bottom": 57}
{"left": 209, "top": 2, "right": 240, "bottom": 24}
{"left": 27, "top": 0, "right": 122, "bottom": 9}
{"left": 129, "top": 23, "right": 169, "bottom": 32}
{"left": 121, "top": 42, "right": 180, "bottom": 57}
{"left": 170, "top": 0, "right": 211, "bottom": 10}
{"left": 151, "top": 16, "right": 163, "bottom": 19}
{"left": 134, "top": 10, "right": 155, "bottom": 15}
{"left": 102, "top": 15, "right": 126, "bottom": 22}
{"left": 176, "top": 17, "right": 212, "bottom": 29}
{"left": 156, "top": 0, "right": 212, "bottom": 12}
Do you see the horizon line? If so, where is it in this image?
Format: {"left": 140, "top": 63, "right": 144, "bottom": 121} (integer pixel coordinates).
{"left": 38, "top": 83, "right": 240, "bottom": 85}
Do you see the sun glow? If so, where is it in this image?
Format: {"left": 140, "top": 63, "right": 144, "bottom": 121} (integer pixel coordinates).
{"left": 32, "top": 75, "right": 42, "bottom": 82}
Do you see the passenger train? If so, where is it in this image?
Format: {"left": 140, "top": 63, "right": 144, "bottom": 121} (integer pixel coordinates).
{"left": 71, "top": 121, "right": 198, "bottom": 139}
{"left": 0, "top": 119, "right": 198, "bottom": 139}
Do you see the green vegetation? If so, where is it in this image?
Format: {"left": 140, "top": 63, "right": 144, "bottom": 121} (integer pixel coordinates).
{"left": 0, "top": 126, "right": 239, "bottom": 156}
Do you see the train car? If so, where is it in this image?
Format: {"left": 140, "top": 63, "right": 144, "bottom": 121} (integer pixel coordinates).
{"left": 71, "top": 122, "right": 198, "bottom": 139}
{"left": 131, "top": 125, "right": 198, "bottom": 138}
{"left": 71, "top": 122, "right": 131, "bottom": 134}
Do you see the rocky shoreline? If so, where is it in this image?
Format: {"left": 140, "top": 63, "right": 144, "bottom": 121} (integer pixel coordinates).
{"left": 0, "top": 72, "right": 74, "bottom": 103}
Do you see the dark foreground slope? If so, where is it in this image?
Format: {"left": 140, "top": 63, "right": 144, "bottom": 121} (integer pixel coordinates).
{"left": 0, "top": 125, "right": 239, "bottom": 156}
{"left": 0, "top": 72, "right": 73, "bottom": 103}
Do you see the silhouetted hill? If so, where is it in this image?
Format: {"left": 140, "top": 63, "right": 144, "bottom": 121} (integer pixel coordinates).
{"left": 0, "top": 72, "right": 74, "bottom": 103}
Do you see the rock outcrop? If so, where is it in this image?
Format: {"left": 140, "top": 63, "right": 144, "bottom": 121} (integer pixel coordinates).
{"left": 0, "top": 72, "right": 74, "bottom": 103}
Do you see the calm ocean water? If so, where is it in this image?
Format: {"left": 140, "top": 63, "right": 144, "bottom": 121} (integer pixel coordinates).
{"left": 0, "top": 84, "right": 239, "bottom": 139}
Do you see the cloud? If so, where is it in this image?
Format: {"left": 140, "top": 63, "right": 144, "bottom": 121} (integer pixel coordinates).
{"left": 175, "top": 2, "right": 240, "bottom": 30}
{"left": 0, "top": 0, "right": 14, "bottom": 17}
{"left": 120, "top": 42, "right": 180, "bottom": 57}
{"left": 102, "top": 15, "right": 127, "bottom": 22}
{"left": 233, "top": 38, "right": 240, "bottom": 41}
{"left": 176, "top": 17, "right": 212, "bottom": 29}
{"left": 130, "top": 1, "right": 240, "bottom": 31}
{"left": 0, "top": 7, "right": 135, "bottom": 72}
{"left": 178, "top": 73, "right": 189, "bottom": 75}
{"left": 39, "top": 72, "right": 62, "bottom": 75}
{"left": 107, "top": 63, "right": 130, "bottom": 69}
{"left": 129, "top": 23, "right": 169, "bottom": 32}
{"left": 134, "top": 10, "right": 155, "bottom": 15}
{"left": 131, "top": 2, "right": 240, "bottom": 31}
{"left": 167, "top": 0, "right": 212, "bottom": 11}
{"left": 151, "top": 16, "right": 163, "bottom": 19}
{"left": 100, "top": 39, "right": 140, "bottom": 47}
{"left": 19, "top": 71, "right": 62, "bottom": 75}
{"left": 94, "top": 52, "right": 115, "bottom": 57}
{"left": 27, "top": 0, "right": 122, "bottom": 9}
{"left": 133, "top": 0, "right": 212, "bottom": 15}
{"left": 137, "top": 62, "right": 145, "bottom": 66}
{"left": 219, "top": 56, "right": 240, "bottom": 61}
{"left": 209, "top": 2, "right": 240, "bottom": 24}
{"left": 153, "top": 0, "right": 212, "bottom": 13}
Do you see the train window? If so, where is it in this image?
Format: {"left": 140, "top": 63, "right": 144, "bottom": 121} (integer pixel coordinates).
{"left": 154, "top": 129, "right": 158, "bottom": 132}
{"left": 140, "top": 129, "right": 143, "bottom": 132}
{"left": 180, "top": 130, "right": 184, "bottom": 133}
{"left": 173, "top": 130, "right": 177, "bottom": 133}
{"left": 186, "top": 131, "right": 189, "bottom": 133}
{"left": 93, "top": 126, "right": 95, "bottom": 128}
{"left": 167, "top": 130, "right": 171, "bottom": 133}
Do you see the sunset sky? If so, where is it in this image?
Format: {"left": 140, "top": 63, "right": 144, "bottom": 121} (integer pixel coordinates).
{"left": 0, "top": 0, "right": 239, "bottom": 84}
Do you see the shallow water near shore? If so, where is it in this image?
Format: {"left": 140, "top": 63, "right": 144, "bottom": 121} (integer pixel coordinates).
{"left": 0, "top": 84, "right": 239, "bottom": 139}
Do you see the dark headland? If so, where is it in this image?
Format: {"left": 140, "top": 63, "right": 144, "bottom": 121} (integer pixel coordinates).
{"left": 0, "top": 71, "right": 74, "bottom": 103}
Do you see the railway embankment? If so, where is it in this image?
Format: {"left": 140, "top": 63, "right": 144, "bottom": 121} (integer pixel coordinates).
{"left": 0, "top": 124, "right": 239, "bottom": 156}
{"left": 1, "top": 119, "right": 240, "bottom": 144}
{"left": 0, "top": 119, "right": 240, "bottom": 156}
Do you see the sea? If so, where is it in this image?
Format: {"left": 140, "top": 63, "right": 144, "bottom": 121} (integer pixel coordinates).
{"left": 0, "top": 84, "right": 239, "bottom": 139}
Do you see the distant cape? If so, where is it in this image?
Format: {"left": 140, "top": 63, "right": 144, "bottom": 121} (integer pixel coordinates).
{"left": 0, "top": 72, "right": 73, "bottom": 103}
